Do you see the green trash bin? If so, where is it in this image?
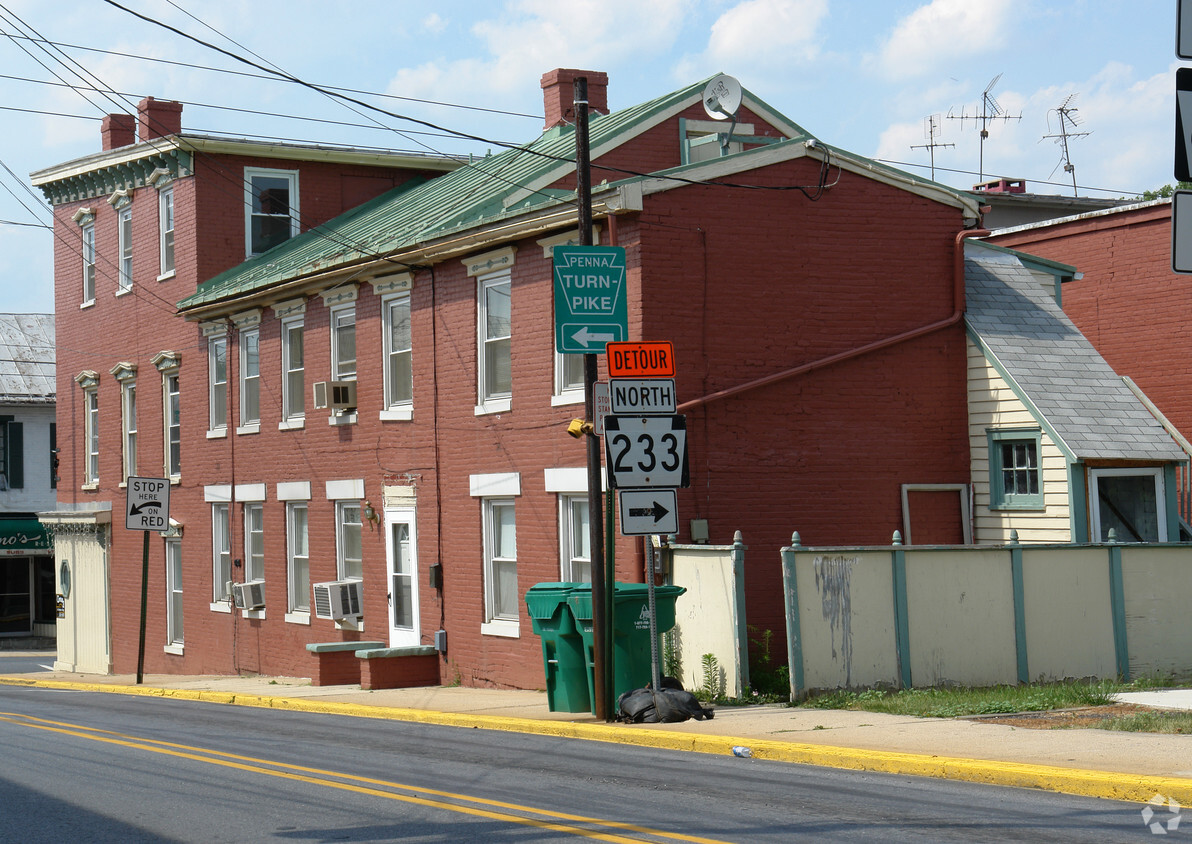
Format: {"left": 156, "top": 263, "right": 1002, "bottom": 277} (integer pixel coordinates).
{"left": 525, "top": 583, "right": 591, "bottom": 713}
{"left": 568, "top": 582, "right": 686, "bottom": 706}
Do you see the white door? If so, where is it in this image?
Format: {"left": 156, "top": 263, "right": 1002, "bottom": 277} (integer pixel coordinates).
{"left": 1089, "top": 467, "right": 1167, "bottom": 542}
{"left": 384, "top": 507, "right": 420, "bottom": 647}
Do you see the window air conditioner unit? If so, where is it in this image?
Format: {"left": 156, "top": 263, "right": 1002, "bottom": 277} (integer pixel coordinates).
{"left": 231, "top": 580, "right": 266, "bottom": 610}
{"left": 313, "top": 579, "right": 364, "bottom": 620}
{"left": 313, "top": 380, "right": 357, "bottom": 411}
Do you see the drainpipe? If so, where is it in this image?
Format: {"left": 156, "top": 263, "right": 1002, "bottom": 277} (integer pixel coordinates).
{"left": 677, "top": 228, "right": 990, "bottom": 413}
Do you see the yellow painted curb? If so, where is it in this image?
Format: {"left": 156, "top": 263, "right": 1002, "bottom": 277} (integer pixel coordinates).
{"left": 4, "top": 676, "right": 1191, "bottom": 805}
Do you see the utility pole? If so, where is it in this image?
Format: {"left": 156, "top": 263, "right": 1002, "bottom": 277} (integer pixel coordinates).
{"left": 574, "top": 76, "right": 611, "bottom": 721}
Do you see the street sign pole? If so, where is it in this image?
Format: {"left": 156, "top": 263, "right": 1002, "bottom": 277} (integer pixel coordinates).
{"left": 575, "top": 76, "right": 613, "bottom": 722}
{"left": 137, "top": 529, "right": 149, "bottom": 684}
{"left": 126, "top": 477, "right": 170, "bottom": 685}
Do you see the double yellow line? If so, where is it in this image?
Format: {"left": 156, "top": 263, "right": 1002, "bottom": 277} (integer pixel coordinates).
{"left": 0, "top": 710, "right": 730, "bottom": 844}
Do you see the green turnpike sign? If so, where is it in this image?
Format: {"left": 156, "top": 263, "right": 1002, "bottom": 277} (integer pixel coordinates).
{"left": 553, "top": 245, "right": 628, "bottom": 353}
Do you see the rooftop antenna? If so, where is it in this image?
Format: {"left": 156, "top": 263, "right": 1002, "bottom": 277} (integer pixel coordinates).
{"left": 947, "top": 73, "right": 1022, "bottom": 183}
{"left": 910, "top": 114, "right": 954, "bottom": 181}
{"left": 702, "top": 74, "right": 743, "bottom": 154}
{"left": 1040, "top": 93, "right": 1091, "bottom": 196}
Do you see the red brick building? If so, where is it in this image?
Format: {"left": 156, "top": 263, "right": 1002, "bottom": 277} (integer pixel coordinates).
{"left": 38, "top": 72, "right": 989, "bottom": 687}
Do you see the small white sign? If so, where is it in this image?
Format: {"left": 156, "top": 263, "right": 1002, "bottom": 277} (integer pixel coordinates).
{"left": 126, "top": 477, "right": 171, "bottom": 531}
{"left": 618, "top": 489, "right": 678, "bottom": 536}
{"left": 593, "top": 381, "right": 611, "bottom": 436}
{"left": 604, "top": 415, "right": 689, "bottom": 489}
{"left": 609, "top": 379, "right": 676, "bottom": 415}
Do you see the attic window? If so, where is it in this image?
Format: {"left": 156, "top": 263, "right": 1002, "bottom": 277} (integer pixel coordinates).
{"left": 680, "top": 118, "right": 753, "bottom": 164}
{"left": 988, "top": 429, "right": 1043, "bottom": 510}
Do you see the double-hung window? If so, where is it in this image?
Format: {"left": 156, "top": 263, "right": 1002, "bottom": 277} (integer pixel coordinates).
{"left": 76, "top": 372, "right": 100, "bottom": 486}
{"left": 988, "top": 429, "right": 1044, "bottom": 509}
{"left": 208, "top": 335, "right": 228, "bottom": 434}
{"left": 244, "top": 502, "right": 265, "bottom": 583}
{"left": 331, "top": 305, "right": 356, "bottom": 382}
{"left": 121, "top": 379, "right": 136, "bottom": 480}
{"left": 560, "top": 494, "right": 591, "bottom": 582}
{"left": 239, "top": 328, "right": 260, "bottom": 429}
{"left": 245, "top": 168, "right": 298, "bottom": 256}
{"left": 483, "top": 499, "right": 518, "bottom": 625}
{"left": 281, "top": 316, "right": 304, "bottom": 424}
{"left": 158, "top": 185, "right": 175, "bottom": 276}
{"left": 336, "top": 501, "right": 363, "bottom": 581}
{"left": 164, "top": 537, "right": 183, "bottom": 652}
{"left": 286, "top": 501, "right": 310, "bottom": 615}
{"left": 477, "top": 269, "right": 512, "bottom": 413}
{"left": 383, "top": 292, "right": 413, "bottom": 417}
{"left": 81, "top": 221, "right": 96, "bottom": 304}
{"left": 153, "top": 351, "right": 181, "bottom": 480}
{"left": 212, "top": 502, "right": 231, "bottom": 603}
{"left": 117, "top": 206, "right": 133, "bottom": 292}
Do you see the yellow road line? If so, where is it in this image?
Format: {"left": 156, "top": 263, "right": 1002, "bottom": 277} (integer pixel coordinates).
{"left": 0, "top": 709, "right": 729, "bottom": 844}
{"left": 5, "top": 676, "right": 1192, "bottom": 806}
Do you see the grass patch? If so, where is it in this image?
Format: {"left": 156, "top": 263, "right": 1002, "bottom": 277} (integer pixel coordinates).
{"left": 803, "top": 681, "right": 1119, "bottom": 718}
{"left": 1093, "top": 711, "right": 1192, "bottom": 734}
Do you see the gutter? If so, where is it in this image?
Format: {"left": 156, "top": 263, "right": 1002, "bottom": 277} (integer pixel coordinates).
{"left": 678, "top": 228, "right": 990, "bottom": 413}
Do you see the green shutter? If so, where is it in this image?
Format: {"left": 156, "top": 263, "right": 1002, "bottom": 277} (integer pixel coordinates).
{"left": 7, "top": 421, "right": 23, "bottom": 489}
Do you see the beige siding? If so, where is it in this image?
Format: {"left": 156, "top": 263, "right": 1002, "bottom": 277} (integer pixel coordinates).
{"left": 49, "top": 521, "right": 112, "bottom": 674}
{"left": 967, "top": 338, "right": 1071, "bottom": 544}
{"left": 1021, "top": 547, "right": 1117, "bottom": 681}
{"left": 1122, "top": 546, "right": 1192, "bottom": 679}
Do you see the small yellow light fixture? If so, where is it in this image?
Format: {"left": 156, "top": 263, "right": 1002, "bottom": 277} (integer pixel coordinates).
{"left": 567, "top": 419, "right": 593, "bottom": 439}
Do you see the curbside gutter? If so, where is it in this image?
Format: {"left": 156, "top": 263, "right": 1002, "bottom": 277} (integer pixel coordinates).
{"left": 4, "top": 676, "right": 1190, "bottom": 805}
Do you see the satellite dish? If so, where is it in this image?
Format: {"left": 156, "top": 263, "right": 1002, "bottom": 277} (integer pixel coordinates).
{"left": 702, "top": 74, "right": 742, "bottom": 121}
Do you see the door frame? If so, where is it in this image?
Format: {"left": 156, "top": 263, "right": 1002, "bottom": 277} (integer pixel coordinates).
{"left": 383, "top": 505, "right": 420, "bottom": 647}
{"left": 1088, "top": 467, "right": 1167, "bottom": 542}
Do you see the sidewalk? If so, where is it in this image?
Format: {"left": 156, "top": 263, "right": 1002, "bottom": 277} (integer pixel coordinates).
{"left": 3, "top": 658, "right": 1191, "bottom": 806}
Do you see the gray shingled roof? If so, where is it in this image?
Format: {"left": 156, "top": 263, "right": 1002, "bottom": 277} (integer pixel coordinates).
{"left": 0, "top": 314, "right": 55, "bottom": 404}
{"left": 964, "top": 249, "right": 1185, "bottom": 462}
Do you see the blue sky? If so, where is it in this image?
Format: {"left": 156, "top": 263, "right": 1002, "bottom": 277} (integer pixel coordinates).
{"left": 0, "top": 0, "right": 1179, "bottom": 314}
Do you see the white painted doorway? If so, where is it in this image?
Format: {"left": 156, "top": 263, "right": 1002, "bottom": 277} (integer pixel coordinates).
{"left": 1089, "top": 467, "right": 1167, "bottom": 543}
{"left": 384, "top": 506, "right": 420, "bottom": 647}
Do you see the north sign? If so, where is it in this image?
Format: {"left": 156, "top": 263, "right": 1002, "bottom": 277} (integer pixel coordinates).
{"left": 126, "top": 476, "right": 171, "bottom": 531}
{"left": 604, "top": 415, "right": 689, "bottom": 489}
{"left": 609, "top": 378, "right": 676, "bottom": 415}
{"left": 553, "top": 245, "right": 628, "bottom": 353}
{"left": 618, "top": 489, "right": 679, "bottom": 536}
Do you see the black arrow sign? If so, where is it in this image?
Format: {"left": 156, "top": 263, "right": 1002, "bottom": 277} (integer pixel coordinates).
{"left": 130, "top": 501, "right": 162, "bottom": 514}
{"left": 627, "top": 500, "right": 670, "bottom": 523}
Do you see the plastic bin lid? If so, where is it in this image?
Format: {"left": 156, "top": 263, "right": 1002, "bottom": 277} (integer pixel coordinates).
{"left": 525, "top": 582, "right": 583, "bottom": 619}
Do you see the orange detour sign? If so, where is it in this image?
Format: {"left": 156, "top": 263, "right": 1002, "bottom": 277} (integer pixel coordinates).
{"left": 606, "top": 341, "right": 675, "bottom": 378}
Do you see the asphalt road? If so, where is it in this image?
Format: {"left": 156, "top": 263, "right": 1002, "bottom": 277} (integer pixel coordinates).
{"left": 0, "top": 685, "right": 1160, "bottom": 842}
{"left": 0, "top": 652, "right": 54, "bottom": 674}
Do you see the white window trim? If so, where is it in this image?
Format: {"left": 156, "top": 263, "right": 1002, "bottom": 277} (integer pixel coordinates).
{"left": 164, "top": 371, "right": 181, "bottom": 480}
{"left": 116, "top": 206, "right": 133, "bottom": 294}
{"left": 330, "top": 302, "right": 357, "bottom": 381}
{"left": 81, "top": 383, "right": 99, "bottom": 488}
{"left": 335, "top": 500, "right": 364, "bottom": 582}
{"left": 81, "top": 220, "right": 96, "bottom": 306}
{"left": 476, "top": 269, "right": 512, "bottom": 415}
{"left": 238, "top": 327, "right": 261, "bottom": 433}
{"left": 164, "top": 536, "right": 183, "bottom": 653}
{"left": 244, "top": 167, "right": 299, "bottom": 257}
{"left": 280, "top": 313, "right": 305, "bottom": 428}
{"left": 480, "top": 497, "right": 519, "bottom": 637}
{"left": 158, "top": 184, "right": 175, "bottom": 280}
{"left": 120, "top": 379, "right": 137, "bottom": 483}
{"left": 211, "top": 501, "right": 231, "bottom": 608}
{"left": 285, "top": 499, "right": 311, "bottom": 624}
{"left": 1089, "top": 467, "right": 1168, "bottom": 542}
{"left": 208, "top": 334, "right": 228, "bottom": 436}
{"left": 552, "top": 349, "right": 586, "bottom": 406}
{"left": 242, "top": 501, "right": 265, "bottom": 618}
{"left": 381, "top": 290, "right": 414, "bottom": 418}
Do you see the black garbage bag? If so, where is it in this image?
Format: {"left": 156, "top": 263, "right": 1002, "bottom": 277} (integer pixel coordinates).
{"left": 616, "top": 678, "right": 714, "bottom": 723}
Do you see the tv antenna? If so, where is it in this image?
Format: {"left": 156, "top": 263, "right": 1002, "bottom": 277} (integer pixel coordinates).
{"left": 910, "top": 114, "right": 954, "bottom": 180}
{"left": 947, "top": 73, "right": 1021, "bottom": 182}
{"left": 1040, "top": 93, "right": 1091, "bottom": 196}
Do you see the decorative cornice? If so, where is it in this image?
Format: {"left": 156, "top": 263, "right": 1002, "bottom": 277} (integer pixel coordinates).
{"left": 109, "top": 362, "right": 137, "bottom": 382}
{"left": 35, "top": 147, "right": 193, "bottom": 207}
{"left": 462, "top": 246, "right": 517, "bottom": 277}
{"left": 107, "top": 188, "right": 133, "bottom": 210}
{"left": 74, "top": 370, "right": 100, "bottom": 390}
{"left": 271, "top": 297, "right": 307, "bottom": 319}
{"left": 230, "top": 309, "right": 262, "bottom": 330}
{"left": 152, "top": 350, "right": 182, "bottom": 373}
{"left": 370, "top": 272, "right": 412, "bottom": 296}
{"left": 148, "top": 167, "right": 174, "bottom": 189}
{"left": 537, "top": 226, "right": 601, "bottom": 258}
{"left": 320, "top": 284, "right": 358, "bottom": 307}
{"left": 72, "top": 207, "right": 95, "bottom": 226}
{"left": 200, "top": 321, "right": 228, "bottom": 339}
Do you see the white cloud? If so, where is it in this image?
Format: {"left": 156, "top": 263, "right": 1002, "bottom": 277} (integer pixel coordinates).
{"left": 878, "top": 0, "right": 1017, "bottom": 80}
{"left": 675, "top": 0, "right": 827, "bottom": 81}
{"left": 423, "top": 13, "right": 448, "bottom": 34}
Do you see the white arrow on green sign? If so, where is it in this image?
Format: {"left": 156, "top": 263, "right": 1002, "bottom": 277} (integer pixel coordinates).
{"left": 554, "top": 245, "right": 628, "bottom": 353}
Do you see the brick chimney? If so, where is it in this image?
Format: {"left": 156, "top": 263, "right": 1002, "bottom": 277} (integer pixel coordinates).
{"left": 540, "top": 69, "right": 608, "bottom": 130}
{"left": 101, "top": 113, "right": 136, "bottom": 150}
{"left": 137, "top": 96, "right": 183, "bottom": 142}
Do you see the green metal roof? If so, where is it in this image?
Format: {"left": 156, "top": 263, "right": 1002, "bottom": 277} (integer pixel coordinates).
{"left": 177, "top": 76, "right": 963, "bottom": 314}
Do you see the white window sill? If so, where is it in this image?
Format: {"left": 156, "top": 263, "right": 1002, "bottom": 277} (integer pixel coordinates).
{"left": 206, "top": 428, "right": 227, "bottom": 439}
{"left": 118, "top": 481, "right": 127, "bottom": 489}
{"left": 163, "top": 644, "right": 184, "bottom": 656}
{"left": 329, "top": 412, "right": 357, "bottom": 426}
{"left": 481, "top": 620, "right": 520, "bottom": 638}
{"left": 278, "top": 418, "right": 305, "bottom": 431}
{"left": 115, "top": 287, "right": 132, "bottom": 297}
{"left": 551, "top": 390, "right": 584, "bottom": 407}
{"left": 242, "top": 609, "right": 265, "bottom": 620}
{"left": 170, "top": 476, "right": 181, "bottom": 485}
{"left": 475, "top": 398, "right": 512, "bottom": 416}
{"left": 209, "top": 601, "right": 232, "bottom": 613}
{"left": 334, "top": 617, "right": 363, "bottom": 632}
{"left": 157, "top": 270, "right": 176, "bottom": 282}
{"left": 284, "top": 611, "right": 311, "bottom": 625}
{"left": 80, "top": 300, "right": 95, "bottom": 310}
{"left": 236, "top": 423, "right": 261, "bottom": 436}
{"left": 379, "top": 407, "right": 413, "bottom": 422}
{"left": 82, "top": 482, "right": 98, "bottom": 491}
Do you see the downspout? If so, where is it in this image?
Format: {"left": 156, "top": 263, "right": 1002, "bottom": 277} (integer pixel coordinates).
{"left": 677, "top": 228, "right": 990, "bottom": 413}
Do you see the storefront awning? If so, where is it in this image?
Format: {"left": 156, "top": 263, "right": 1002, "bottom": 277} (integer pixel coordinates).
{"left": 0, "top": 518, "right": 52, "bottom": 555}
